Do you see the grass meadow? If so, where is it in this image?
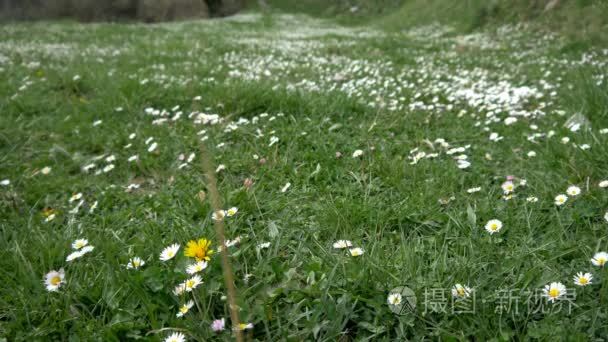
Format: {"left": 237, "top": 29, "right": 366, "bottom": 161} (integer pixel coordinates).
{"left": 1, "top": 9, "right": 608, "bottom": 341}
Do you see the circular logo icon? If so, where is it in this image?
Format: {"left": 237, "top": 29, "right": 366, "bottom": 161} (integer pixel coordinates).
{"left": 387, "top": 286, "right": 417, "bottom": 315}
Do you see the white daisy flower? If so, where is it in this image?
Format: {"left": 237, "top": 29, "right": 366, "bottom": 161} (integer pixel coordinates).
{"left": 44, "top": 269, "right": 65, "bottom": 292}
{"left": 447, "top": 147, "right": 465, "bottom": 155}
{"left": 456, "top": 160, "right": 471, "bottom": 169}
{"left": 176, "top": 300, "right": 195, "bottom": 318}
{"left": 257, "top": 242, "right": 271, "bottom": 249}
{"left": 186, "top": 261, "right": 208, "bottom": 274}
{"left": 352, "top": 149, "right": 364, "bottom": 158}
{"left": 599, "top": 180, "right": 608, "bottom": 188}
{"left": 349, "top": 247, "right": 364, "bottom": 256}
{"left": 554, "top": 194, "right": 568, "bottom": 206}
{"left": 543, "top": 282, "right": 566, "bottom": 302}
{"left": 484, "top": 219, "right": 503, "bottom": 234}
{"left": 184, "top": 275, "right": 203, "bottom": 292}
{"left": 69, "top": 193, "right": 83, "bottom": 203}
{"left": 160, "top": 244, "right": 180, "bottom": 261}
{"left": 72, "top": 239, "right": 88, "bottom": 250}
{"left": 527, "top": 151, "right": 536, "bottom": 157}
{"left": 566, "top": 186, "right": 581, "bottom": 196}
{"left": 224, "top": 236, "right": 242, "bottom": 248}
{"left": 164, "top": 332, "right": 186, "bottom": 342}
{"left": 569, "top": 123, "right": 581, "bottom": 132}
{"left": 591, "top": 252, "right": 608, "bottom": 267}
{"left": 526, "top": 196, "right": 538, "bottom": 203}
{"left": 66, "top": 251, "right": 84, "bottom": 262}
{"left": 333, "top": 240, "right": 352, "bottom": 249}
{"left": 127, "top": 257, "right": 145, "bottom": 269}
{"left": 125, "top": 183, "right": 140, "bottom": 192}
{"left": 148, "top": 142, "right": 158, "bottom": 152}
{"left": 501, "top": 181, "right": 515, "bottom": 194}
{"left": 41, "top": 166, "right": 52, "bottom": 175}
{"left": 226, "top": 207, "right": 238, "bottom": 217}
{"left": 467, "top": 187, "right": 481, "bottom": 193}
{"left": 387, "top": 293, "right": 402, "bottom": 305}
{"left": 573, "top": 272, "right": 593, "bottom": 286}
{"left": 80, "top": 245, "right": 94, "bottom": 254}
{"left": 489, "top": 132, "right": 503, "bottom": 142}
{"left": 82, "top": 163, "right": 96, "bottom": 172}
{"left": 451, "top": 284, "right": 472, "bottom": 299}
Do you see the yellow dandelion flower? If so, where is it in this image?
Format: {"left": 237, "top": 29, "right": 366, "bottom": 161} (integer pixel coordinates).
{"left": 185, "top": 238, "right": 214, "bottom": 261}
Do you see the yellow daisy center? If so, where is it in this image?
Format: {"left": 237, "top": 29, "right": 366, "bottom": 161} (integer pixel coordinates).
{"left": 579, "top": 277, "right": 588, "bottom": 285}
{"left": 490, "top": 224, "right": 498, "bottom": 231}
{"left": 549, "top": 288, "right": 560, "bottom": 298}
{"left": 186, "top": 280, "right": 195, "bottom": 288}
{"left": 180, "top": 306, "right": 189, "bottom": 313}
{"left": 598, "top": 257, "right": 606, "bottom": 265}
{"left": 50, "top": 276, "right": 61, "bottom": 286}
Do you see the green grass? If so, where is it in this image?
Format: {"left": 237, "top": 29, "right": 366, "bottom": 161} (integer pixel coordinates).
{"left": 1, "top": 11, "right": 608, "bottom": 341}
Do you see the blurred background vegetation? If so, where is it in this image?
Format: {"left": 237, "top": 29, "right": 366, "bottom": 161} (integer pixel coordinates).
{"left": 264, "top": 0, "right": 608, "bottom": 43}
{"left": 1, "top": 0, "right": 606, "bottom": 43}
{"left": 0, "top": 0, "right": 245, "bottom": 21}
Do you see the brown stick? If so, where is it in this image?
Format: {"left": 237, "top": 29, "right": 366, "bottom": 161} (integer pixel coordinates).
{"left": 199, "top": 142, "right": 243, "bottom": 341}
